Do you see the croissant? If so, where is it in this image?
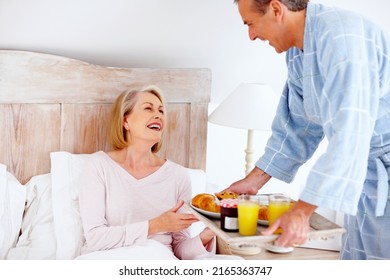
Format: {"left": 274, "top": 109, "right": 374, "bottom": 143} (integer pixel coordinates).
{"left": 191, "top": 193, "right": 221, "bottom": 213}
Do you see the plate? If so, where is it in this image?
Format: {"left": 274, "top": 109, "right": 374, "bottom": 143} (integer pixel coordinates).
{"left": 190, "top": 204, "right": 220, "bottom": 219}
{"left": 264, "top": 244, "right": 294, "bottom": 254}
{"left": 230, "top": 244, "right": 262, "bottom": 256}
{"left": 258, "top": 219, "right": 269, "bottom": 226}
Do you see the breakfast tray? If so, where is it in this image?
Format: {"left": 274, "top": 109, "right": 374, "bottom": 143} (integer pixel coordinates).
{"left": 184, "top": 202, "right": 345, "bottom": 253}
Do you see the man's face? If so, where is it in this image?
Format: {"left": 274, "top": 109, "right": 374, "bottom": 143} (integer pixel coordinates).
{"left": 238, "top": 0, "right": 290, "bottom": 53}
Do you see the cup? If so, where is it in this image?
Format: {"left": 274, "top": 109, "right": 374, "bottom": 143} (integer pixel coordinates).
{"left": 268, "top": 194, "right": 291, "bottom": 234}
{"left": 237, "top": 195, "right": 260, "bottom": 236}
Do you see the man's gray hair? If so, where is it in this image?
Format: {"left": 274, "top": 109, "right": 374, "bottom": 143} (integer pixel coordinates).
{"left": 234, "top": 0, "right": 309, "bottom": 14}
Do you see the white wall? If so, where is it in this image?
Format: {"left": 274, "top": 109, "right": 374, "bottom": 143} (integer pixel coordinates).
{"left": 1, "top": 0, "right": 389, "bottom": 201}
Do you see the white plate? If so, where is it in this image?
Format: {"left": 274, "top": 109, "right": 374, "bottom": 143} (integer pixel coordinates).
{"left": 190, "top": 204, "right": 220, "bottom": 219}
{"left": 265, "top": 244, "right": 294, "bottom": 254}
{"left": 230, "top": 244, "right": 262, "bottom": 256}
{"left": 258, "top": 219, "right": 268, "bottom": 226}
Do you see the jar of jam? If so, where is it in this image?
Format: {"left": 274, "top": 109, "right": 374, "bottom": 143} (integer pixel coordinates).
{"left": 220, "top": 198, "right": 238, "bottom": 232}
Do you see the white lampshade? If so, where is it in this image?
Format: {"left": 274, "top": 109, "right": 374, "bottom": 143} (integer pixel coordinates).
{"left": 209, "top": 83, "right": 279, "bottom": 175}
{"left": 209, "top": 83, "right": 278, "bottom": 131}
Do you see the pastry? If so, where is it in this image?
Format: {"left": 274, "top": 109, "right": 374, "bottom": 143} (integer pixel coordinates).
{"left": 258, "top": 205, "right": 268, "bottom": 220}
{"left": 215, "top": 191, "right": 238, "bottom": 201}
{"left": 191, "top": 193, "right": 221, "bottom": 213}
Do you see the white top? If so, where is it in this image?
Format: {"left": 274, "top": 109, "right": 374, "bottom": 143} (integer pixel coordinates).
{"left": 78, "top": 151, "right": 213, "bottom": 259}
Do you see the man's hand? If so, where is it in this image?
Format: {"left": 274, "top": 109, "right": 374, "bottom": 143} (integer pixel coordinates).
{"left": 217, "top": 167, "right": 271, "bottom": 195}
{"left": 261, "top": 200, "right": 317, "bottom": 247}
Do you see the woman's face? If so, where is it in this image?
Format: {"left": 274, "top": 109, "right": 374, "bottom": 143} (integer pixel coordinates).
{"left": 124, "top": 91, "right": 165, "bottom": 145}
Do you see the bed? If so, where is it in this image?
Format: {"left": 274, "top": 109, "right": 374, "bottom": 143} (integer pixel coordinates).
{"left": 0, "top": 50, "right": 213, "bottom": 260}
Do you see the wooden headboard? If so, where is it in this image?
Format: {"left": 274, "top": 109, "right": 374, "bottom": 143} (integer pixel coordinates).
{"left": 0, "top": 50, "right": 211, "bottom": 184}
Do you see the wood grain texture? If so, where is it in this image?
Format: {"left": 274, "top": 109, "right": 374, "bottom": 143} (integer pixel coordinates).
{"left": 0, "top": 50, "right": 211, "bottom": 183}
{"left": 0, "top": 50, "right": 210, "bottom": 103}
{"left": 0, "top": 104, "right": 60, "bottom": 183}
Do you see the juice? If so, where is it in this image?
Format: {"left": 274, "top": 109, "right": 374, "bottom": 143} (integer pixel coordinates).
{"left": 268, "top": 195, "right": 291, "bottom": 234}
{"left": 237, "top": 202, "right": 259, "bottom": 236}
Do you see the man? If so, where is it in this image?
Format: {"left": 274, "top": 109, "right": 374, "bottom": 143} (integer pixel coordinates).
{"left": 223, "top": 0, "right": 390, "bottom": 259}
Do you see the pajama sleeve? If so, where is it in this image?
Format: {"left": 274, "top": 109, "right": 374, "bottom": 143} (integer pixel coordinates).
{"left": 256, "top": 59, "right": 324, "bottom": 183}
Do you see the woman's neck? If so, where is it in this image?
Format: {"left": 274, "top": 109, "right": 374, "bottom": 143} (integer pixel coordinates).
{"left": 108, "top": 146, "right": 165, "bottom": 179}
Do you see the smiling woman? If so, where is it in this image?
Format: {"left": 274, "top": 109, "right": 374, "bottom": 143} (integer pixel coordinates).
{"left": 105, "top": 87, "right": 167, "bottom": 179}
{"left": 76, "top": 84, "right": 217, "bottom": 260}
{"left": 0, "top": 50, "right": 214, "bottom": 260}
{"left": 107, "top": 86, "right": 166, "bottom": 154}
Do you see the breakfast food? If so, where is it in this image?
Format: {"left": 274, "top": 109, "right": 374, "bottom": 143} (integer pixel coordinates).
{"left": 258, "top": 205, "right": 268, "bottom": 220}
{"left": 215, "top": 191, "right": 238, "bottom": 201}
{"left": 191, "top": 193, "right": 221, "bottom": 213}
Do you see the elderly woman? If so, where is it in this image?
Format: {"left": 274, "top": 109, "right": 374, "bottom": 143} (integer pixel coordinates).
{"left": 77, "top": 85, "right": 215, "bottom": 260}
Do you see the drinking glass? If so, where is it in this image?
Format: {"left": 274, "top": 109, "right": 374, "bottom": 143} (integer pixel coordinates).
{"left": 237, "top": 195, "right": 259, "bottom": 236}
{"left": 268, "top": 194, "right": 291, "bottom": 234}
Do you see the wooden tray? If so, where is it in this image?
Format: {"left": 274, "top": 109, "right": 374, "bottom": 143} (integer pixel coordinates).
{"left": 184, "top": 201, "right": 345, "bottom": 253}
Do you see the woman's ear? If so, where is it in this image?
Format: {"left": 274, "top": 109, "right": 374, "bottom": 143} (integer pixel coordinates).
{"left": 123, "top": 115, "right": 129, "bottom": 130}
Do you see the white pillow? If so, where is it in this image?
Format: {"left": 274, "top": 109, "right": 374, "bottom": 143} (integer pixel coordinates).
{"left": 186, "top": 168, "right": 207, "bottom": 197}
{"left": 185, "top": 168, "right": 220, "bottom": 196}
{"left": 50, "top": 151, "right": 91, "bottom": 260}
{"left": 76, "top": 239, "right": 177, "bottom": 260}
{"left": 0, "top": 164, "right": 26, "bottom": 259}
{"left": 6, "top": 173, "right": 56, "bottom": 259}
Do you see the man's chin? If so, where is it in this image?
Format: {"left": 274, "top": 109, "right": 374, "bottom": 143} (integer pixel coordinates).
{"left": 273, "top": 47, "right": 286, "bottom": 54}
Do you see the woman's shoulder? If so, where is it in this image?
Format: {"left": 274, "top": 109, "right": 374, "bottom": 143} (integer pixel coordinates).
{"left": 164, "top": 159, "right": 187, "bottom": 172}
{"left": 89, "top": 150, "right": 109, "bottom": 161}
{"left": 163, "top": 160, "right": 191, "bottom": 179}
{"left": 85, "top": 151, "right": 114, "bottom": 169}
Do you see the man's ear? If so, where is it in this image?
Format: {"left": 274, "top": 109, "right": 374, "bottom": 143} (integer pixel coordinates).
{"left": 269, "top": 0, "right": 284, "bottom": 18}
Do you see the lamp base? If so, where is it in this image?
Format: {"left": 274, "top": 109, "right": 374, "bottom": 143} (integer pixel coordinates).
{"left": 245, "top": 129, "right": 255, "bottom": 175}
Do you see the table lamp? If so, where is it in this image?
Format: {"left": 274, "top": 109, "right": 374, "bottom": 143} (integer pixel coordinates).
{"left": 208, "top": 83, "right": 278, "bottom": 175}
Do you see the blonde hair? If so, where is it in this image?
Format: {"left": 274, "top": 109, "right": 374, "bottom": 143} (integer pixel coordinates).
{"left": 107, "top": 85, "right": 166, "bottom": 152}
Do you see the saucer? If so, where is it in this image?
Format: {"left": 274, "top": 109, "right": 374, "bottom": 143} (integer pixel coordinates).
{"left": 230, "top": 244, "right": 262, "bottom": 256}
{"left": 264, "top": 244, "right": 294, "bottom": 254}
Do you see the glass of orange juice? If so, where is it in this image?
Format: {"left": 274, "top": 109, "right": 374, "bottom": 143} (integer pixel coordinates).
{"left": 268, "top": 194, "right": 291, "bottom": 234}
{"left": 237, "top": 195, "right": 260, "bottom": 236}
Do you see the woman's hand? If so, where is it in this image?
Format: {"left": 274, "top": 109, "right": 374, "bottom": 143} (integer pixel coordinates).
{"left": 148, "top": 200, "right": 198, "bottom": 236}
{"left": 199, "top": 227, "right": 215, "bottom": 246}
{"left": 261, "top": 200, "right": 316, "bottom": 247}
